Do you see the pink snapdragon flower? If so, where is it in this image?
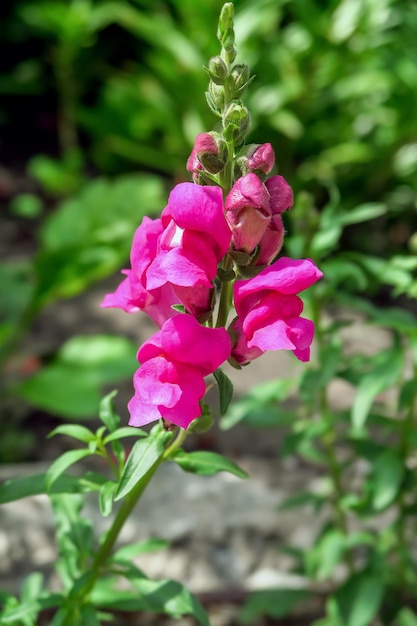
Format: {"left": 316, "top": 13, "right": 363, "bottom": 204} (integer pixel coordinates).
{"left": 231, "top": 257, "right": 323, "bottom": 363}
{"left": 101, "top": 217, "right": 177, "bottom": 328}
{"left": 128, "top": 314, "right": 231, "bottom": 429}
{"left": 146, "top": 182, "right": 231, "bottom": 317}
{"left": 225, "top": 173, "right": 271, "bottom": 253}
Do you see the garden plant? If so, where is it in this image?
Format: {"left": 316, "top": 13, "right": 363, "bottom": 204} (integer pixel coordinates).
{"left": 1, "top": 1, "right": 417, "bottom": 625}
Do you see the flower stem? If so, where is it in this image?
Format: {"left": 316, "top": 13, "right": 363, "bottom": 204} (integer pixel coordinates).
{"left": 59, "top": 428, "right": 189, "bottom": 624}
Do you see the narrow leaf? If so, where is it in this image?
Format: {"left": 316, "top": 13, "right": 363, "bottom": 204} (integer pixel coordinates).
{"left": 213, "top": 368, "right": 234, "bottom": 415}
{"left": 371, "top": 450, "right": 404, "bottom": 511}
{"left": 352, "top": 346, "right": 404, "bottom": 431}
{"left": 103, "top": 426, "right": 146, "bottom": 444}
{"left": 173, "top": 450, "right": 248, "bottom": 479}
{"left": 112, "top": 538, "right": 169, "bottom": 563}
{"left": 115, "top": 429, "right": 172, "bottom": 501}
{"left": 99, "top": 481, "right": 118, "bottom": 517}
{"left": 46, "top": 448, "right": 92, "bottom": 489}
{"left": 48, "top": 424, "right": 95, "bottom": 443}
{"left": 0, "top": 472, "right": 106, "bottom": 504}
{"left": 99, "top": 390, "right": 120, "bottom": 432}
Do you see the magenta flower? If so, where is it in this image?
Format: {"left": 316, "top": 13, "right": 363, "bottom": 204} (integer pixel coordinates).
{"left": 146, "top": 182, "right": 231, "bottom": 317}
{"left": 231, "top": 257, "right": 323, "bottom": 363}
{"left": 128, "top": 314, "right": 231, "bottom": 429}
{"left": 256, "top": 214, "right": 285, "bottom": 266}
{"left": 225, "top": 173, "right": 271, "bottom": 253}
{"left": 101, "top": 217, "right": 177, "bottom": 328}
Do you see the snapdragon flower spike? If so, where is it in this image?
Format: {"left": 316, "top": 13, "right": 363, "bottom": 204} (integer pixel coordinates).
{"left": 128, "top": 314, "right": 231, "bottom": 429}
{"left": 231, "top": 257, "right": 323, "bottom": 363}
{"left": 225, "top": 173, "right": 271, "bottom": 253}
{"left": 146, "top": 182, "right": 231, "bottom": 318}
{"left": 101, "top": 217, "right": 177, "bottom": 328}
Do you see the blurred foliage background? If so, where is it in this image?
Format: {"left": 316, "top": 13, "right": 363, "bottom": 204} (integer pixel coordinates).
{"left": 1, "top": 0, "right": 417, "bottom": 445}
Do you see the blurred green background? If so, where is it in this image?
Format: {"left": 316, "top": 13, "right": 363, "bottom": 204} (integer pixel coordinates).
{"left": 1, "top": 0, "right": 417, "bottom": 455}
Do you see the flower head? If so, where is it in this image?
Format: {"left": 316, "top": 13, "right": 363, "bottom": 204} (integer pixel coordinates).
{"left": 231, "top": 257, "right": 323, "bottom": 363}
{"left": 128, "top": 314, "right": 231, "bottom": 429}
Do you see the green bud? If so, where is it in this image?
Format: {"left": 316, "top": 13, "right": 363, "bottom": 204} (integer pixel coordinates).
{"left": 209, "top": 81, "right": 225, "bottom": 109}
{"left": 222, "top": 27, "right": 235, "bottom": 51}
{"left": 230, "top": 63, "right": 252, "bottom": 97}
{"left": 223, "top": 100, "right": 250, "bottom": 140}
{"left": 208, "top": 56, "right": 228, "bottom": 85}
{"left": 217, "top": 2, "right": 234, "bottom": 41}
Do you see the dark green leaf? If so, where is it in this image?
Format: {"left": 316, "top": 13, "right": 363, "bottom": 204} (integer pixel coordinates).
{"left": 172, "top": 450, "right": 248, "bottom": 479}
{"left": 335, "top": 571, "right": 384, "bottom": 626}
{"left": 115, "top": 429, "right": 172, "bottom": 501}
{"left": 213, "top": 368, "right": 234, "bottom": 415}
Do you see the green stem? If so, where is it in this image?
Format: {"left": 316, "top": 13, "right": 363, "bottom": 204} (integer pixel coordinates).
{"left": 312, "top": 294, "right": 354, "bottom": 573}
{"left": 60, "top": 428, "right": 189, "bottom": 624}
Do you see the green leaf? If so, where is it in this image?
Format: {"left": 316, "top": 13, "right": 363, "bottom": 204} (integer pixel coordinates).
{"left": 0, "top": 471, "right": 106, "bottom": 504}
{"left": 335, "top": 571, "right": 384, "bottom": 626}
{"left": 396, "top": 608, "right": 417, "bottom": 626}
{"left": 352, "top": 345, "right": 404, "bottom": 431}
{"left": 115, "top": 428, "right": 172, "bottom": 501}
{"left": 112, "top": 538, "right": 169, "bottom": 563}
{"left": 306, "top": 528, "right": 345, "bottom": 580}
{"left": 98, "top": 481, "right": 118, "bottom": 517}
{"left": 35, "top": 174, "right": 165, "bottom": 304}
{"left": 99, "top": 390, "right": 120, "bottom": 432}
{"left": 48, "top": 424, "right": 95, "bottom": 443}
{"left": 220, "top": 378, "right": 295, "bottom": 430}
{"left": 103, "top": 426, "right": 146, "bottom": 444}
{"left": 46, "top": 449, "right": 93, "bottom": 489}
{"left": 14, "top": 336, "right": 137, "bottom": 419}
{"left": 91, "top": 578, "right": 209, "bottom": 626}
{"left": 0, "top": 599, "right": 40, "bottom": 624}
{"left": 240, "top": 589, "right": 311, "bottom": 624}
{"left": 213, "top": 368, "right": 234, "bottom": 415}
{"left": 21, "top": 572, "right": 44, "bottom": 602}
{"left": 172, "top": 450, "right": 248, "bottom": 479}
{"left": 338, "top": 202, "right": 387, "bottom": 226}
{"left": 370, "top": 450, "right": 404, "bottom": 511}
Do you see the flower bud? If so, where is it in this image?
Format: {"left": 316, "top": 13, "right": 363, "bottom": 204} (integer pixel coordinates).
{"left": 217, "top": 2, "right": 234, "bottom": 41}
{"left": 208, "top": 55, "right": 228, "bottom": 85}
{"left": 245, "top": 143, "right": 275, "bottom": 174}
{"left": 223, "top": 101, "right": 251, "bottom": 142}
{"left": 193, "top": 132, "right": 227, "bottom": 174}
{"left": 225, "top": 173, "right": 271, "bottom": 253}
{"left": 230, "top": 64, "right": 251, "bottom": 97}
{"left": 208, "top": 81, "right": 225, "bottom": 109}
{"left": 265, "top": 175, "right": 293, "bottom": 214}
